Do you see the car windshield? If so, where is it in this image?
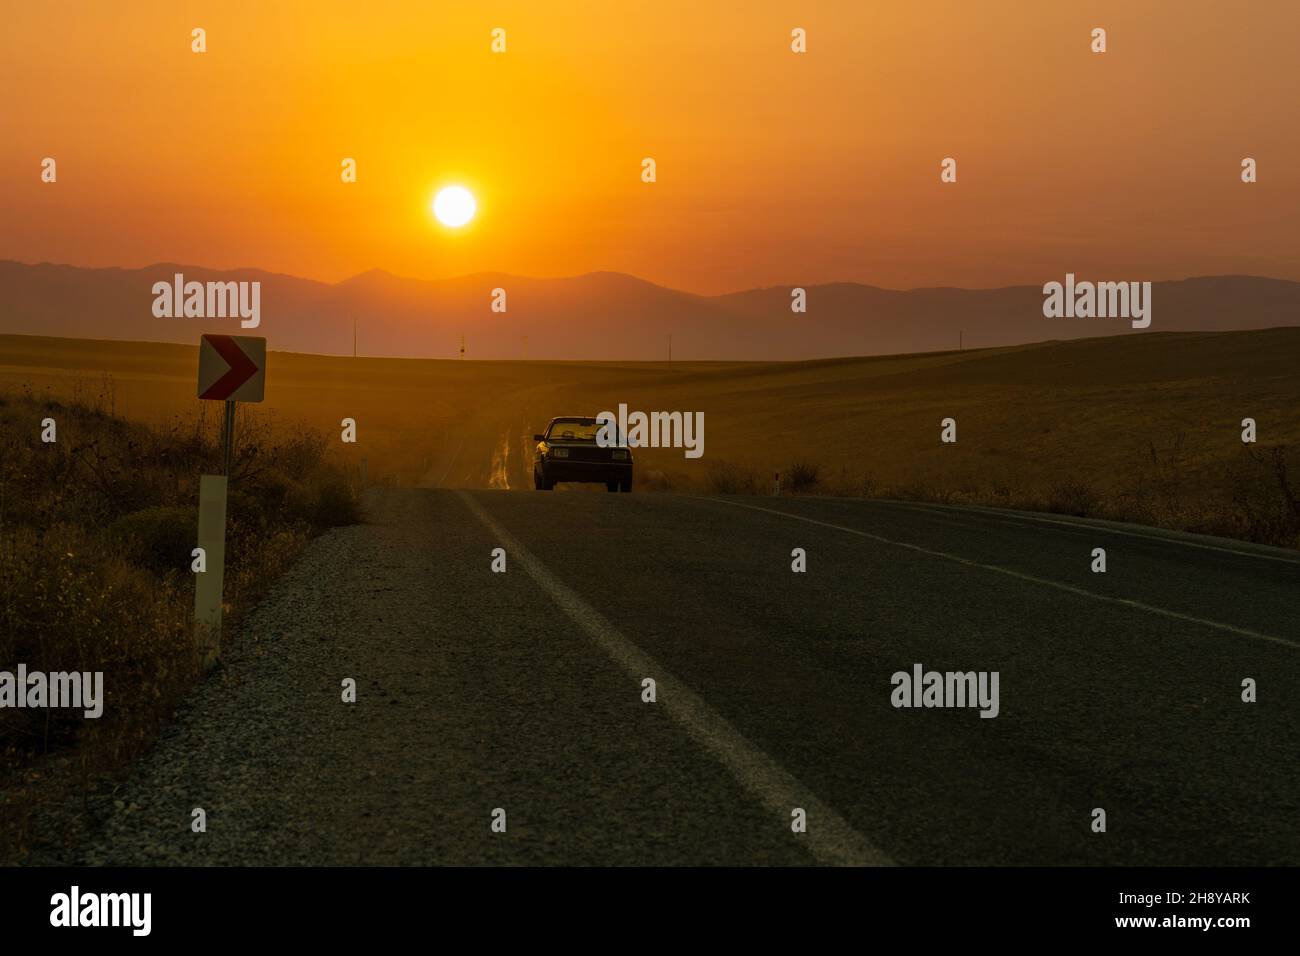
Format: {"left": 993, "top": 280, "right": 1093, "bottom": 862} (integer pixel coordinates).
{"left": 546, "top": 420, "right": 601, "bottom": 442}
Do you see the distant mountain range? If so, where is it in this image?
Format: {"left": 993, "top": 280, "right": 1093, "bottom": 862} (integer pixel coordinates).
{"left": 2, "top": 260, "right": 1298, "bottom": 360}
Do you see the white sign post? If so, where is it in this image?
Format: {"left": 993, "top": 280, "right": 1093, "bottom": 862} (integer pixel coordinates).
{"left": 194, "top": 335, "right": 266, "bottom": 669}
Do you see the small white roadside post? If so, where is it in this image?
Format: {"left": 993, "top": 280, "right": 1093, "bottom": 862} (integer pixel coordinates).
{"left": 194, "top": 334, "right": 266, "bottom": 669}
{"left": 194, "top": 475, "right": 227, "bottom": 669}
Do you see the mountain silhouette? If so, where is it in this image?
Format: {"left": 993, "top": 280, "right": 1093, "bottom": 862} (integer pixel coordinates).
{"left": 2, "top": 260, "right": 1298, "bottom": 360}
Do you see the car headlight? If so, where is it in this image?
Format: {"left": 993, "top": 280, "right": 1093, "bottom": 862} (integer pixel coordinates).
{"left": 611, "top": 449, "right": 628, "bottom": 460}
{"left": 550, "top": 447, "right": 569, "bottom": 458}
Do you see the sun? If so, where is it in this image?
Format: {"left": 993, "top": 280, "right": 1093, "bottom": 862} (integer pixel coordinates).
{"left": 433, "top": 185, "right": 476, "bottom": 228}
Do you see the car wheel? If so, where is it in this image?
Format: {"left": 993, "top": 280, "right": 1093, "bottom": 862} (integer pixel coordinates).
{"left": 619, "top": 478, "right": 632, "bottom": 493}
{"left": 536, "top": 467, "right": 553, "bottom": 491}
{"left": 605, "top": 481, "right": 618, "bottom": 492}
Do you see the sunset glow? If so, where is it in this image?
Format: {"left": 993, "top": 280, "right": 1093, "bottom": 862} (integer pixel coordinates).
{"left": 1, "top": 1, "right": 1298, "bottom": 292}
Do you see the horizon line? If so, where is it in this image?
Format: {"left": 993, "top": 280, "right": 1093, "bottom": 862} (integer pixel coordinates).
{"left": 3, "top": 257, "right": 1296, "bottom": 299}
{"left": 6, "top": 326, "right": 1300, "bottom": 369}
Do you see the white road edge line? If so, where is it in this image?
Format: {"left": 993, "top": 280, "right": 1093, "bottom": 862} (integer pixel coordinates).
{"left": 455, "top": 490, "right": 893, "bottom": 867}
{"left": 880, "top": 499, "right": 1300, "bottom": 566}
{"left": 692, "top": 496, "right": 1300, "bottom": 652}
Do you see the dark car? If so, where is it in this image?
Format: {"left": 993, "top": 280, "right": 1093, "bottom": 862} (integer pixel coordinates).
{"left": 533, "top": 417, "right": 632, "bottom": 492}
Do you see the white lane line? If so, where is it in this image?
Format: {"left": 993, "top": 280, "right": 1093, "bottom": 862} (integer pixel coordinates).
{"left": 456, "top": 490, "right": 893, "bottom": 867}
{"left": 693, "top": 496, "right": 1300, "bottom": 652}
{"left": 879, "top": 499, "right": 1300, "bottom": 567}
{"left": 435, "top": 435, "right": 465, "bottom": 488}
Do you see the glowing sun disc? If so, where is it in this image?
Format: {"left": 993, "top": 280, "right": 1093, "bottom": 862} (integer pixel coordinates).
{"left": 433, "top": 186, "right": 476, "bottom": 227}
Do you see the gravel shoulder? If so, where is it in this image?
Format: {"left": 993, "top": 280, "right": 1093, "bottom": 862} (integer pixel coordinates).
{"left": 28, "top": 488, "right": 808, "bottom": 866}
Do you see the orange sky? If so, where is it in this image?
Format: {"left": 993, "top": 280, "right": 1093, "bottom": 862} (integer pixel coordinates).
{"left": 2, "top": 0, "right": 1298, "bottom": 294}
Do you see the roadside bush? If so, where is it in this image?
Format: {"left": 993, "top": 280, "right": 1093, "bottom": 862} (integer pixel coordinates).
{"left": 1225, "top": 444, "right": 1300, "bottom": 548}
{"left": 786, "top": 459, "right": 821, "bottom": 493}
{"left": 311, "top": 478, "right": 361, "bottom": 528}
{"left": 0, "top": 387, "right": 357, "bottom": 862}
{"left": 706, "top": 460, "right": 759, "bottom": 495}
{"left": 106, "top": 506, "right": 197, "bottom": 575}
{"left": 286, "top": 476, "right": 360, "bottom": 530}
{"left": 253, "top": 468, "right": 296, "bottom": 509}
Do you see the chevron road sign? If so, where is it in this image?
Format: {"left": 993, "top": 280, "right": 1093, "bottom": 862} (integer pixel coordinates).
{"left": 198, "top": 334, "right": 266, "bottom": 402}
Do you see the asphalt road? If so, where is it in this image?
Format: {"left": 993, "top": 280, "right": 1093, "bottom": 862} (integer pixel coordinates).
{"left": 53, "top": 488, "right": 1300, "bottom": 866}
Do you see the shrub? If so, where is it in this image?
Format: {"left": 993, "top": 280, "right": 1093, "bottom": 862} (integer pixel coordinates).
{"left": 287, "top": 476, "right": 360, "bottom": 530}
{"left": 786, "top": 459, "right": 821, "bottom": 493}
{"left": 311, "top": 478, "right": 361, "bottom": 528}
{"left": 106, "top": 506, "right": 197, "bottom": 575}
{"left": 253, "top": 469, "right": 296, "bottom": 508}
{"left": 707, "top": 460, "right": 759, "bottom": 495}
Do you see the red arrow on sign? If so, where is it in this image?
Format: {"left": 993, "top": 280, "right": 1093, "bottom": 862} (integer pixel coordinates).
{"left": 200, "top": 335, "right": 260, "bottom": 400}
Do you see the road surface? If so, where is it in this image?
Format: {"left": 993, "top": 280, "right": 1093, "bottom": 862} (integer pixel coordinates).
{"left": 47, "top": 489, "right": 1300, "bottom": 865}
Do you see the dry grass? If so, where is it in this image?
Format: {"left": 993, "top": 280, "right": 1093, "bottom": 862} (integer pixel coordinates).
{"left": 0, "top": 382, "right": 357, "bottom": 861}
{"left": 702, "top": 437, "right": 1300, "bottom": 549}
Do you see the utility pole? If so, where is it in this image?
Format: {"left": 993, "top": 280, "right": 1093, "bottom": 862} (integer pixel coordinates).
{"left": 459, "top": 333, "right": 465, "bottom": 360}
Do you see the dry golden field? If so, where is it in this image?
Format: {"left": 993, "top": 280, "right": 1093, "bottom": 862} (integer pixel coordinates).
{"left": 3, "top": 328, "right": 1299, "bottom": 544}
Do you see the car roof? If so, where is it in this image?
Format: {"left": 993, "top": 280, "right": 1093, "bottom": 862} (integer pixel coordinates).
{"left": 549, "top": 417, "right": 598, "bottom": 425}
